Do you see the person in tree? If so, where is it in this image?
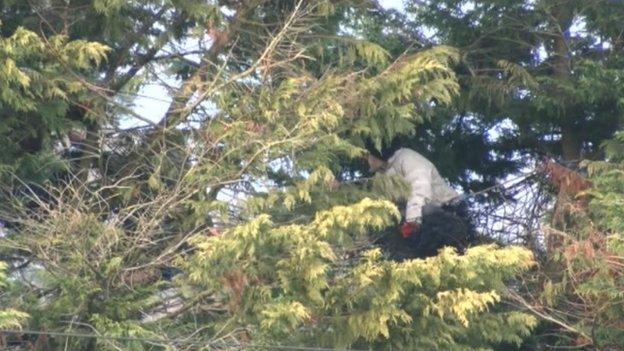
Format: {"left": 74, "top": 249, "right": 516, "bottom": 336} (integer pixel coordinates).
{"left": 367, "top": 148, "right": 461, "bottom": 239}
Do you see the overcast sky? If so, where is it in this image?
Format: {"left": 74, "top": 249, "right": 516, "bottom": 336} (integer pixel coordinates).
{"left": 380, "top": 0, "right": 405, "bottom": 11}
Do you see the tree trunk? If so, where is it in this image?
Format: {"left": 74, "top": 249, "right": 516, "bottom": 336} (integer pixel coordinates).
{"left": 551, "top": 0, "right": 581, "bottom": 161}
{"left": 561, "top": 123, "right": 581, "bottom": 161}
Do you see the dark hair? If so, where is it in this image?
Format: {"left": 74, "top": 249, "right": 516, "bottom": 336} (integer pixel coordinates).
{"left": 364, "top": 139, "right": 402, "bottom": 160}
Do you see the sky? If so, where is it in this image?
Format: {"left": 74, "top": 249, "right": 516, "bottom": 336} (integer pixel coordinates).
{"left": 380, "top": 0, "right": 405, "bottom": 11}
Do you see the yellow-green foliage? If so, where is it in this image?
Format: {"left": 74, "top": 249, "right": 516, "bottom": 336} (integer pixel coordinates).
{"left": 184, "top": 199, "right": 537, "bottom": 350}
{"left": 0, "top": 26, "right": 108, "bottom": 111}
{"left": 0, "top": 263, "right": 28, "bottom": 329}
{"left": 0, "top": 2, "right": 538, "bottom": 350}
{"left": 0, "top": 23, "right": 109, "bottom": 181}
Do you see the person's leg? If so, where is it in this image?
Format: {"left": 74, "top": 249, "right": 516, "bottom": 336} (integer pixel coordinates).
{"left": 417, "top": 202, "right": 473, "bottom": 257}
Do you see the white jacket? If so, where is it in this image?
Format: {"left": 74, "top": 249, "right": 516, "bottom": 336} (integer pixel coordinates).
{"left": 384, "top": 148, "right": 458, "bottom": 221}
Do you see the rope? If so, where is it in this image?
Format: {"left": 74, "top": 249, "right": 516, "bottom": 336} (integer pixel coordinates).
{"left": 448, "top": 170, "right": 539, "bottom": 204}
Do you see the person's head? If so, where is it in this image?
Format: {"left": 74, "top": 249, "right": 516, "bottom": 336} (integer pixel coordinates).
{"left": 366, "top": 153, "right": 387, "bottom": 172}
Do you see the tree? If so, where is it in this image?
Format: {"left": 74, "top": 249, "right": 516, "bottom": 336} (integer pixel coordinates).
{"left": 0, "top": 19, "right": 108, "bottom": 182}
{"left": 503, "top": 131, "right": 624, "bottom": 349}
{"left": 353, "top": 1, "right": 624, "bottom": 189}
{"left": 389, "top": 1, "right": 624, "bottom": 348}
{"left": 0, "top": 262, "right": 27, "bottom": 329}
{"left": 185, "top": 213, "right": 537, "bottom": 349}
{"left": 0, "top": 0, "right": 228, "bottom": 182}
{"left": 0, "top": 1, "right": 539, "bottom": 350}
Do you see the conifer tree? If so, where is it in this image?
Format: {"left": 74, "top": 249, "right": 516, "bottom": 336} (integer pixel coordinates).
{"left": 355, "top": 1, "right": 624, "bottom": 189}
{"left": 513, "top": 131, "right": 624, "bottom": 348}
{"left": 0, "top": 21, "right": 108, "bottom": 182}
{"left": 0, "top": 262, "right": 27, "bottom": 329}
{"left": 371, "top": 2, "right": 624, "bottom": 347}
{"left": 0, "top": 1, "right": 539, "bottom": 350}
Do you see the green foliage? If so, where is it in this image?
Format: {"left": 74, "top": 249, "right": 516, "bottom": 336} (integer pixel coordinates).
{"left": 0, "top": 262, "right": 28, "bottom": 329}
{"left": 0, "top": 1, "right": 539, "bottom": 350}
{"left": 349, "top": 0, "right": 624, "bottom": 192}
{"left": 91, "top": 314, "right": 163, "bottom": 351}
{"left": 519, "top": 131, "right": 624, "bottom": 348}
{"left": 0, "top": 24, "right": 108, "bottom": 182}
{"left": 184, "top": 200, "right": 536, "bottom": 349}
{"left": 349, "top": 45, "right": 460, "bottom": 151}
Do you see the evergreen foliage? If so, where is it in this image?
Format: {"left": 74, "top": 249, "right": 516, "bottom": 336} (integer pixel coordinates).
{"left": 517, "top": 131, "right": 624, "bottom": 348}
{"left": 6, "top": 1, "right": 615, "bottom": 350}
{"left": 351, "top": 0, "right": 624, "bottom": 193}
{"left": 0, "top": 24, "right": 108, "bottom": 181}
{"left": 185, "top": 213, "right": 537, "bottom": 349}
{"left": 0, "top": 262, "right": 28, "bottom": 329}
